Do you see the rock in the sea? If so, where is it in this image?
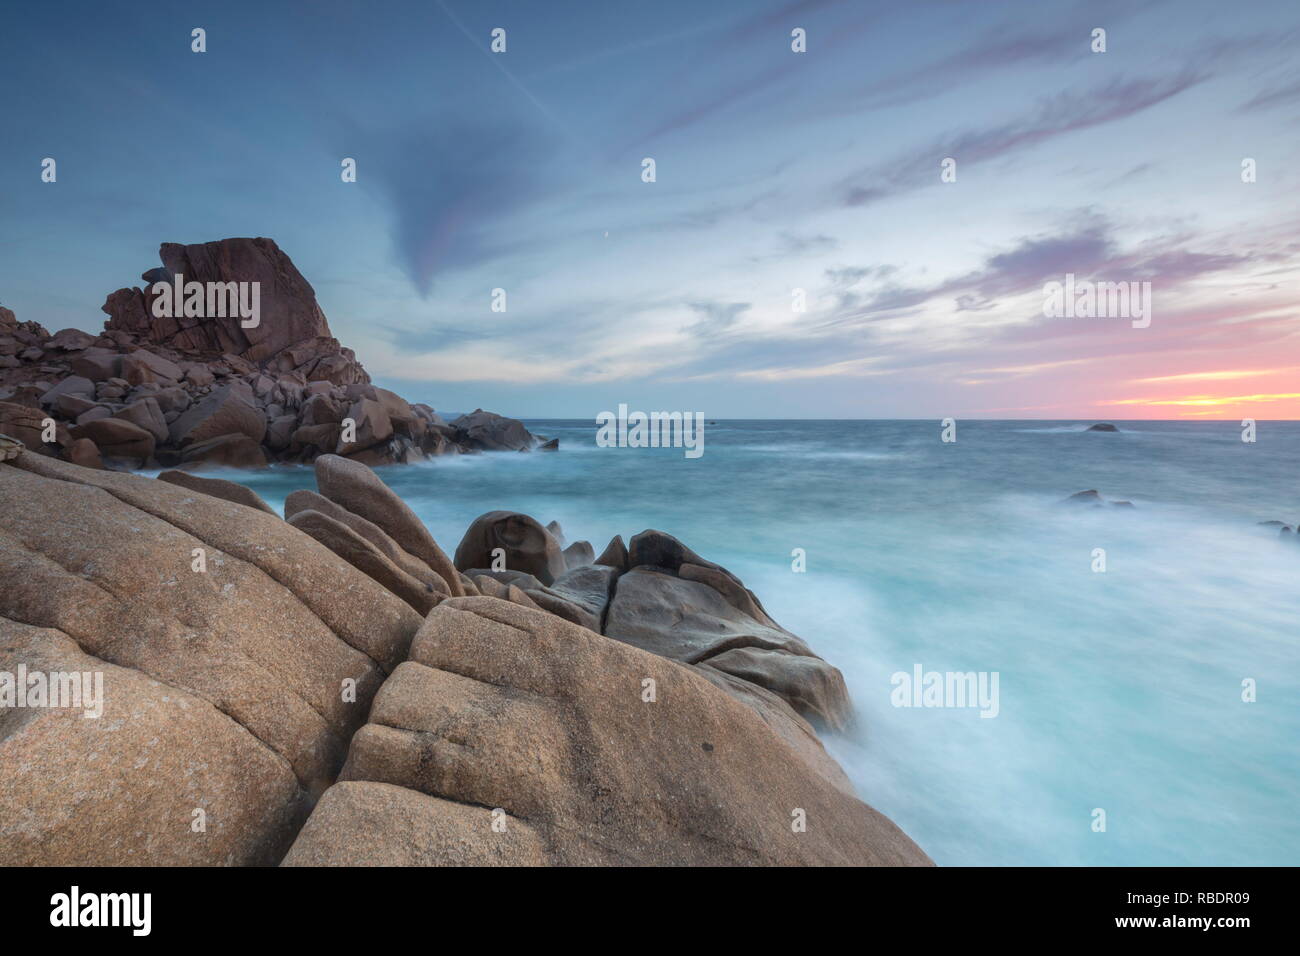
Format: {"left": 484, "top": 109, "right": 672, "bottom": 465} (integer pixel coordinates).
{"left": 700, "top": 646, "right": 852, "bottom": 732}
{"left": 540, "top": 563, "right": 617, "bottom": 628}
{"left": 1086, "top": 423, "right": 1119, "bottom": 432}
{"left": 603, "top": 567, "right": 852, "bottom": 729}
{"left": 692, "top": 664, "right": 854, "bottom": 796}
{"left": 449, "top": 408, "right": 537, "bottom": 451}
{"left": 283, "top": 489, "right": 446, "bottom": 594}
{"left": 1062, "top": 489, "right": 1104, "bottom": 506}
{"left": 630, "top": 529, "right": 779, "bottom": 626}
{"left": 282, "top": 597, "right": 929, "bottom": 866}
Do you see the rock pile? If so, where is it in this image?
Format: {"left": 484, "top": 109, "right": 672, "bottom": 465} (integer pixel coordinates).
{"left": 0, "top": 238, "right": 547, "bottom": 470}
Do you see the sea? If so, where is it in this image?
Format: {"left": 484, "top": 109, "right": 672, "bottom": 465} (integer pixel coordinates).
{"left": 219, "top": 419, "right": 1299, "bottom": 866}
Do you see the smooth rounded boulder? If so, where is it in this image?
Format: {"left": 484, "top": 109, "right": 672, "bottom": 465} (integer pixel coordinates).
{"left": 453, "top": 510, "right": 567, "bottom": 586}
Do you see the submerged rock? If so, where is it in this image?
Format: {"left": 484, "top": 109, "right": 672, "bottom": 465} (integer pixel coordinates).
{"left": 1062, "top": 489, "right": 1104, "bottom": 506}
{"left": 1062, "top": 489, "right": 1136, "bottom": 509}
{"left": 1087, "top": 422, "right": 1119, "bottom": 432}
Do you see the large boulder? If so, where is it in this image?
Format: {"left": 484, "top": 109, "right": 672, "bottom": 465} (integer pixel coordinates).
{"left": 283, "top": 489, "right": 446, "bottom": 593}
{"left": 691, "top": 664, "right": 854, "bottom": 796}
{"left": 112, "top": 397, "right": 168, "bottom": 444}
{"left": 605, "top": 567, "right": 814, "bottom": 663}
{"left": 179, "top": 432, "right": 268, "bottom": 469}
{"left": 102, "top": 238, "right": 336, "bottom": 367}
{"left": 604, "top": 567, "right": 852, "bottom": 731}
{"left": 562, "top": 540, "right": 595, "bottom": 569}
{"left": 168, "top": 383, "right": 266, "bottom": 447}
{"left": 68, "top": 348, "right": 121, "bottom": 382}
{"left": 519, "top": 563, "right": 618, "bottom": 632}
{"left": 282, "top": 597, "right": 930, "bottom": 866}
{"left": 38, "top": 376, "right": 96, "bottom": 407}
{"left": 338, "top": 397, "right": 392, "bottom": 454}
{"left": 449, "top": 408, "right": 536, "bottom": 451}
{"left": 701, "top": 646, "right": 852, "bottom": 733}
{"left": 314, "top": 454, "right": 463, "bottom": 597}
{"left": 69, "top": 418, "right": 154, "bottom": 466}
{"left": 45, "top": 328, "right": 98, "bottom": 351}
{"left": 0, "top": 618, "right": 308, "bottom": 866}
{"left": 453, "top": 511, "right": 567, "bottom": 585}
{"left": 120, "top": 349, "right": 184, "bottom": 386}
{"left": 0, "top": 402, "right": 63, "bottom": 456}
{"left": 287, "top": 509, "right": 445, "bottom": 616}
{"left": 0, "top": 453, "right": 422, "bottom": 864}
{"left": 629, "top": 529, "right": 779, "bottom": 627}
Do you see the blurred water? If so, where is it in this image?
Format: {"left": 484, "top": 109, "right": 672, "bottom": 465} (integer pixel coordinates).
{"left": 226, "top": 419, "right": 1300, "bottom": 866}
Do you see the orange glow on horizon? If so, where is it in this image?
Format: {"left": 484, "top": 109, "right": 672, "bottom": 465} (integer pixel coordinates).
{"left": 1098, "top": 391, "right": 1300, "bottom": 419}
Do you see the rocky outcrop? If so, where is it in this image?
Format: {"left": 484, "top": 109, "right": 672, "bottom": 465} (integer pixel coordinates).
{"left": 447, "top": 515, "right": 852, "bottom": 732}
{"left": 0, "top": 451, "right": 422, "bottom": 865}
{"left": 0, "top": 239, "right": 549, "bottom": 470}
{"left": 0, "top": 448, "right": 923, "bottom": 866}
{"left": 447, "top": 408, "right": 541, "bottom": 452}
{"left": 1086, "top": 422, "right": 1119, "bottom": 432}
{"left": 1258, "top": 519, "right": 1300, "bottom": 541}
{"left": 283, "top": 598, "right": 929, "bottom": 866}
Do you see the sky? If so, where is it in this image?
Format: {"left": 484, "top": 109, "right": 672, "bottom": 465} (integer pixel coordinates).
{"left": 1, "top": 0, "right": 1298, "bottom": 419}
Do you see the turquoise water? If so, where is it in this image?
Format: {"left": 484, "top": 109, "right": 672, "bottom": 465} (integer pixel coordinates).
{"left": 223, "top": 419, "right": 1299, "bottom": 866}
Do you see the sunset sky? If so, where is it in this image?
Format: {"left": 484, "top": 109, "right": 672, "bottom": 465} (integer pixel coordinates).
{"left": 2, "top": 0, "right": 1298, "bottom": 418}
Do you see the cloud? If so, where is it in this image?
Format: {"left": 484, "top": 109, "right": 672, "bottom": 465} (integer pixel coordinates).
{"left": 684, "top": 300, "right": 751, "bottom": 338}
{"left": 838, "top": 25, "right": 1084, "bottom": 113}
{"left": 839, "top": 71, "right": 1206, "bottom": 207}
{"left": 1241, "top": 76, "right": 1300, "bottom": 111}
{"left": 361, "top": 117, "right": 559, "bottom": 295}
